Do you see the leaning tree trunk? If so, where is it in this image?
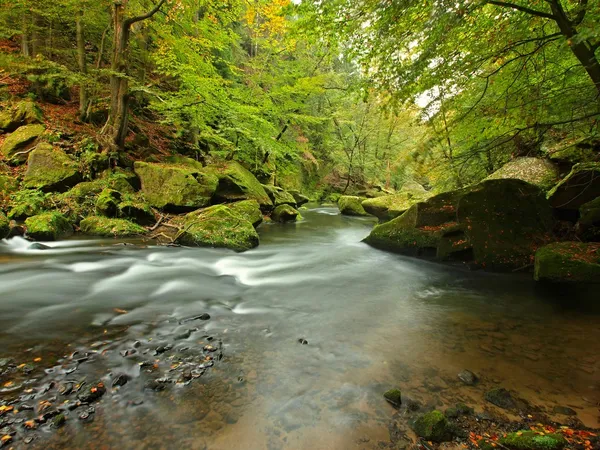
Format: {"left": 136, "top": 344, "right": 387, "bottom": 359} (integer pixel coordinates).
{"left": 76, "top": 9, "right": 89, "bottom": 121}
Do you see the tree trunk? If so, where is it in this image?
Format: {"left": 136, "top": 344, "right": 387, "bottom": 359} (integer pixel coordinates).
{"left": 76, "top": 9, "right": 89, "bottom": 121}
{"left": 21, "top": 14, "right": 30, "bottom": 57}
{"left": 31, "top": 13, "right": 43, "bottom": 57}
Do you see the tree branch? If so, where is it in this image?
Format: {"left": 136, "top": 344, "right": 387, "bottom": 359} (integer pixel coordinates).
{"left": 125, "top": 0, "right": 168, "bottom": 26}
{"left": 572, "top": 0, "right": 588, "bottom": 25}
{"left": 486, "top": 1, "right": 556, "bottom": 19}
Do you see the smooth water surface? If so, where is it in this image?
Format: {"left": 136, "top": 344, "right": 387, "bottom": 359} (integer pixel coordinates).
{"left": 0, "top": 206, "right": 599, "bottom": 449}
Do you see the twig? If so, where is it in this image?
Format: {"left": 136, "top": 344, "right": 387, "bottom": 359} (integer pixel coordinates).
{"left": 147, "top": 214, "right": 164, "bottom": 232}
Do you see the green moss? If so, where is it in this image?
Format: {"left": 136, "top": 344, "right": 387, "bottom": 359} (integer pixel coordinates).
{"left": 288, "top": 190, "right": 310, "bottom": 206}
{"left": 272, "top": 204, "right": 299, "bottom": 222}
{"left": 25, "top": 212, "right": 73, "bottom": 241}
{"left": 338, "top": 196, "right": 369, "bottom": 216}
{"left": 206, "top": 161, "right": 272, "bottom": 208}
{"left": 412, "top": 410, "right": 452, "bottom": 442}
{"left": 262, "top": 184, "right": 296, "bottom": 206}
{"left": 134, "top": 161, "right": 218, "bottom": 212}
{"left": 118, "top": 198, "right": 155, "bottom": 225}
{"left": 23, "top": 143, "right": 80, "bottom": 192}
{"left": 0, "top": 124, "right": 45, "bottom": 160}
{"left": 534, "top": 242, "right": 600, "bottom": 283}
{"left": 0, "top": 99, "right": 42, "bottom": 132}
{"left": 95, "top": 189, "right": 122, "bottom": 217}
{"left": 178, "top": 205, "right": 259, "bottom": 251}
{"left": 548, "top": 162, "right": 600, "bottom": 211}
{"left": 0, "top": 174, "right": 18, "bottom": 210}
{"left": 226, "top": 200, "right": 263, "bottom": 227}
{"left": 8, "top": 189, "right": 51, "bottom": 219}
{"left": 579, "top": 197, "right": 600, "bottom": 227}
{"left": 383, "top": 388, "right": 402, "bottom": 407}
{"left": 499, "top": 430, "right": 566, "bottom": 449}
{"left": 0, "top": 212, "right": 8, "bottom": 238}
{"left": 362, "top": 192, "right": 429, "bottom": 222}
{"left": 485, "top": 157, "right": 560, "bottom": 191}
{"left": 445, "top": 403, "right": 474, "bottom": 418}
{"left": 80, "top": 216, "right": 145, "bottom": 237}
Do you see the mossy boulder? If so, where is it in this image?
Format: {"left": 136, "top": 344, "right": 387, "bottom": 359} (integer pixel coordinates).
{"left": 95, "top": 189, "right": 122, "bottom": 217}
{"left": 288, "top": 190, "right": 310, "bottom": 206}
{"left": 25, "top": 212, "right": 73, "bottom": 241}
{"left": 0, "top": 124, "right": 45, "bottom": 160}
{"left": 98, "top": 168, "right": 139, "bottom": 193}
{"left": 577, "top": 197, "right": 600, "bottom": 241}
{"left": 411, "top": 410, "right": 453, "bottom": 442}
{"left": 499, "top": 430, "right": 566, "bottom": 450}
{"left": 272, "top": 204, "right": 299, "bottom": 222}
{"left": 338, "top": 196, "right": 369, "bottom": 216}
{"left": 178, "top": 205, "right": 259, "bottom": 251}
{"left": 205, "top": 161, "right": 272, "bottom": 208}
{"left": 365, "top": 180, "right": 554, "bottom": 271}
{"left": 118, "top": 199, "right": 155, "bottom": 225}
{"left": 0, "top": 100, "right": 43, "bottom": 132}
{"left": 80, "top": 216, "right": 145, "bottom": 237}
{"left": 262, "top": 184, "right": 296, "bottom": 207}
{"left": 0, "top": 212, "right": 8, "bottom": 238}
{"left": 383, "top": 389, "right": 402, "bottom": 407}
{"left": 534, "top": 242, "right": 600, "bottom": 284}
{"left": 486, "top": 157, "right": 560, "bottom": 191}
{"left": 362, "top": 192, "right": 430, "bottom": 222}
{"left": 134, "top": 161, "right": 218, "bottom": 212}
{"left": 23, "top": 143, "right": 80, "bottom": 192}
{"left": 226, "top": 200, "right": 263, "bottom": 227}
{"left": 548, "top": 163, "right": 600, "bottom": 213}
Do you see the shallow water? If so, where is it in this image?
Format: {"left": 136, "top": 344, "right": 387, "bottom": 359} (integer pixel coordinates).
{"left": 0, "top": 206, "right": 599, "bottom": 449}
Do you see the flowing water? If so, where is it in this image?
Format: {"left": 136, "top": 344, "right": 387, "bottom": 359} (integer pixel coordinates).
{"left": 0, "top": 205, "right": 599, "bottom": 449}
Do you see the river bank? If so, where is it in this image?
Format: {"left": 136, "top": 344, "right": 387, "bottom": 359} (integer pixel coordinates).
{"left": 1, "top": 207, "right": 599, "bottom": 449}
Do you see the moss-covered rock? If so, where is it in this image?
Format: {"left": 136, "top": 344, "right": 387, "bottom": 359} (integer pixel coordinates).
{"left": 134, "top": 161, "right": 218, "bottom": 212}
{"left": 365, "top": 180, "right": 554, "bottom": 271}
{"left": 338, "top": 196, "right": 369, "bottom": 216}
{"left": 0, "top": 124, "right": 45, "bottom": 160}
{"left": 548, "top": 163, "right": 600, "bottom": 213}
{"left": 25, "top": 212, "right": 73, "bottom": 241}
{"left": 499, "top": 430, "right": 566, "bottom": 450}
{"left": 383, "top": 389, "right": 402, "bottom": 407}
{"left": 206, "top": 161, "right": 272, "bottom": 208}
{"left": 178, "top": 205, "right": 259, "bottom": 251}
{"left": 411, "top": 410, "right": 453, "bottom": 442}
{"left": 98, "top": 168, "right": 138, "bottom": 193}
{"left": 95, "top": 189, "right": 122, "bottom": 217}
{"left": 262, "top": 184, "right": 296, "bottom": 207}
{"left": 79, "top": 216, "right": 145, "bottom": 237}
{"left": 362, "top": 192, "right": 429, "bottom": 222}
{"left": 534, "top": 242, "right": 600, "bottom": 283}
{"left": 272, "top": 204, "right": 299, "bottom": 222}
{"left": 288, "top": 190, "right": 310, "bottom": 206}
{"left": 118, "top": 199, "right": 155, "bottom": 225}
{"left": 577, "top": 197, "right": 600, "bottom": 241}
{"left": 0, "top": 212, "right": 9, "bottom": 238}
{"left": 0, "top": 100, "right": 42, "bottom": 132}
{"left": 486, "top": 157, "right": 560, "bottom": 191}
{"left": 226, "top": 200, "right": 263, "bottom": 227}
{"left": 23, "top": 143, "right": 80, "bottom": 192}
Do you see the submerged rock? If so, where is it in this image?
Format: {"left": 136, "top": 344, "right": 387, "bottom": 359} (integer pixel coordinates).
{"left": 25, "top": 212, "right": 73, "bottom": 241}
{"left": 206, "top": 161, "right": 272, "bottom": 208}
{"left": 178, "top": 205, "right": 259, "bottom": 251}
{"left": 0, "top": 124, "right": 45, "bottom": 160}
{"left": 486, "top": 157, "right": 559, "bottom": 191}
{"left": 445, "top": 403, "right": 473, "bottom": 418}
{"left": 383, "top": 388, "right": 402, "bottom": 407}
{"left": 485, "top": 388, "right": 517, "bottom": 410}
{"left": 23, "top": 143, "right": 80, "bottom": 192}
{"left": 134, "top": 161, "right": 218, "bottom": 212}
{"left": 79, "top": 216, "right": 146, "bottom": 237}
{"left": 534, "top": 242, "right": 600, "bottom": 283}
{"left": 552, "top": 405, "right": 577, "bottom": 416}
{"left": 411, "top": 410, "right": 453, "bottom": 442}
{"left": 457, "top": 369, "right": 478, "bottom": 386}
{"left": 271, "top": 204, "right": 299, "bottom": 222}
{"left": 338, "top": 196, "right": 370, "bottom": 216}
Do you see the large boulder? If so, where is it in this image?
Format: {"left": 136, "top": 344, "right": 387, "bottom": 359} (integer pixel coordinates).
{"left": 0, "top": 100, "right": 43, "bottom": 132}
{"left": 0, "top": 212, "right": 8, "bottom": 238}
{"left": 534, "top": 242, "right": 600, "bottom": 283}
{"left": 262, "top": 184, "right": 296, "bottom": 207}
{"left": 288, "top": 190, "right": 310, "bottom": 206}
{"left": 134, "top": 161, "right": 218, "bottom": 212}
{"left": 577, "top": 197, "right": 600, "bottom": 241}
{"left": 365, "top": 179, "right": 554, "bottom": 271}
{"left": 362, "top": 192, "right": 427, "bottom": 222}
{"left": 411, "top": 410, "right": 452, "bottom": 442}
{"left": 118, "top": 199, "right": 155, "bottom": 225}
{"left": 23, "top": 143, "right": 80, "bottom": 192}
{"left": 486, "top": 157, "right": 559, "bottom": 191}
{"left": 0, "top": 124, "right": 45, "bottom": 160}
{"left": 178, "top": 205, "right": 259, "bottom": 251}
{"left": 205, "top": 161, "right": 272, "bottom": 208}
{"left": 226, "top": 200, "right": 263, "bottom": 227}
{"left": 338, "top": 196, "right": 370, "bottom": 216}
{"left": 548, "top": 163, "right": 600, "bottom": 217}
{"left": 25, "top": 212, "right": 73, "bottom": 241}
{"left": 272, "top": 204, "right": 299, "bottom": 222}
{"left": 80, "top": 216, "right": 146, "bottom": 237}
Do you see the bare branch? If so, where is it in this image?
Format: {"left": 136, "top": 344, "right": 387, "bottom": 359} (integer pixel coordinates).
{"left": 125, "top": 0, "right": 168, "bottom": 26}
{"left": 486, "top": 1, "right": 556, "bottom": 20}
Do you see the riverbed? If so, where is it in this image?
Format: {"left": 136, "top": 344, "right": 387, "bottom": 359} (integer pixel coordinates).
{"left": 0, "top": 205, "right": 598, "bottom": 449}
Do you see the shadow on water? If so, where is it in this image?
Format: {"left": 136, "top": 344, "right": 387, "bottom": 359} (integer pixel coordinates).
{"left": 0, "top": 205, "right": 598, "bottom": 449}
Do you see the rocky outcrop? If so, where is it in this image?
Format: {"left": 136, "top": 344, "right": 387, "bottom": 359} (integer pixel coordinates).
{"left": 0, "top": 124, "right": 45, "bottom": 160}
{"left": 80, "top": 216, "right": 146, "bottom": 237}
{"left": 548, "top": 163, "right": 600, "bottom": 218}
{"left": 0, "top": 100, "right": 43, "bottom": 132}
{"left": 262, "top": 184, "right": 296, "bottom": 207}
{"left": 272, "top": 204, "right": 299, "bottom": 222}
{"left": 226, "top": 200, "right": 263, "bottom": 227}
{"left": 338, "top": 196, "right": 369, "bottom": 216}
{"left": 288, "top": 190, "right": 310, "bottom": 206}
{"left": 134, "top": 161, "right": 218, "bottom": 212}
{"left": 178, "top": 205, "right": 259, "bottom": 251}
{"left": 365, "top": 179, "right": 554, "bottom": 271}
{"left": 25, "top": 212, "right": 73, "bottom": 241}
{"left": 486, "top": 157, "right": 559, "bottom": 191}
{"left": 118, "top": 199, "right": 155, "bottom": 225}
{"left": 0, "top": 212, "right": 8, "bottom": 238}
{"left": 23, "top": 144, "right": 80, "bottom": 192}
{"left": 206, "top": 161, "right": 272, "bottom": 208}
{"left": 534, "top": 242, "right": 600, "bottom": 283}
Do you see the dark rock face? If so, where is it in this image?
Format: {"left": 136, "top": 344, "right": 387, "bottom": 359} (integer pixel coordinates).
{"left": 548, "top": 163, "right": 600, "bottom": 218}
